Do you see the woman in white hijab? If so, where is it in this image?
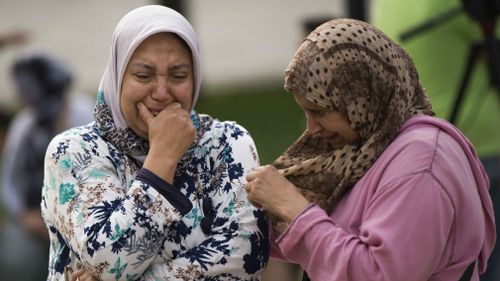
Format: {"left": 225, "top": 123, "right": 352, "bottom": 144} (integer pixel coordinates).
{"left": 41, "top": 5, "right": 268, "bottom": 281}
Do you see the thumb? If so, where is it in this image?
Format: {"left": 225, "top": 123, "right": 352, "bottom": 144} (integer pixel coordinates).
{"left": 137, "top": 102, "right": 154, "bottom": 126}
{"left": 71, "top": 268, "right": 85, "bottom": 281}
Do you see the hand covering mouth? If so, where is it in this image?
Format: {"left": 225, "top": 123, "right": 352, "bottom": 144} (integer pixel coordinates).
{"left": 148, "top": 107, "right": 163, "bottom": 116}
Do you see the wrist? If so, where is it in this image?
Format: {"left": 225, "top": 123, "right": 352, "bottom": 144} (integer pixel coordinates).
{"left": 281, "top": 196, "right": 310, "bottom": 223}
{"left": 143, "top": 156, "right": 178, "bottom": 183}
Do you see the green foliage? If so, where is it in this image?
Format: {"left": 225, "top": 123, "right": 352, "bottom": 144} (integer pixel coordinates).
{"left": 195, "top": 84, "right": 305, "bottom": 164}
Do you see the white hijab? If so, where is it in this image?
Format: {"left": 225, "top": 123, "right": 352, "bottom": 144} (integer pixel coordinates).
{"left": 99, "top": 5, "right": 201, "bottom": 129}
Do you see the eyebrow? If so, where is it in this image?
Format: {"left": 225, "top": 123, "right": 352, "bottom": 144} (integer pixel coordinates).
{"left": 131, "top": 62, "right": 154, "bottom": 71}
{"left": 130, "top": 62, "right": 190, "bottom": 71}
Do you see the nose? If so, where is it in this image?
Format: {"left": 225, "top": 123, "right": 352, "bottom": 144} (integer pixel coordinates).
{"left": 306, "top": 116, "right": 322, "bottom": 136}
{"left": 151, "top": 77, "right": 170, "bottom": 102}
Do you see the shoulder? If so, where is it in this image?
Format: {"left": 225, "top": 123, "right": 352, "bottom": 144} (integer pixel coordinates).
{"left": 198, "top": 113, "right": 255, "bottom": 147}
{"left": 373, "top": 116, "right": 475, "bottom": 188}
{"left": 50, "top": 123, "right": 98, "bottom": 144}
{"left": 46, "top": 123, "right": 108, "bottom": 162}
{"left": 386, "top": 116, "right": 472, "bottom": 171}
{"left": 377, "top": 120, "right": 440, "bottom": 178}
{"left": 196, "top": 113, "right": 259, "bottom": 166}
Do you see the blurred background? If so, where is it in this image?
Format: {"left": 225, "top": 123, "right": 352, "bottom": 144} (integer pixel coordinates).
{"left": 1, "top": 0, "right": 499, "bottom": 280}
{"left": 0, "top": 0, "right": 351, "bottom": 165}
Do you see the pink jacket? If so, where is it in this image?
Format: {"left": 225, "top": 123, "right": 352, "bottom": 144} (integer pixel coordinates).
{"left": 271, "top": 116, "right": 496, "bottom": 281}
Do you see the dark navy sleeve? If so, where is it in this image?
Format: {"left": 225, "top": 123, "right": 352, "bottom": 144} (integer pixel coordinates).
{"left": 136, "top": 168, "right": 192, "bottom": 215}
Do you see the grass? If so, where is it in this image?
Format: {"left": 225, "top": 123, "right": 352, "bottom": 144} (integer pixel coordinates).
{"left": 195, "top": 83, "right": 305, "bottom": 165}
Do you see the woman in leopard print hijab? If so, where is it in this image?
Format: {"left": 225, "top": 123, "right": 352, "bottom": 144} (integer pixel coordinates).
{"left": 253, "top": 17, "right": 433, "bottom": 230}
{"left": 273, "top": 18, "right": 433, "bottom": 215}
{"left": 246, "top": 18, "right": 495, "bottom": 280}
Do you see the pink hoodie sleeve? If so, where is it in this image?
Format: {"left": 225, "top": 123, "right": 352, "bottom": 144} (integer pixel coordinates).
{"left": 272, "top": 173, "right": 456, "bottom": 281}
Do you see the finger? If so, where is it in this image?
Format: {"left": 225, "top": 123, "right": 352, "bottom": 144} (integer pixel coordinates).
{"left": 137, "top": 102, "right": 154, "bottom": 125}
{"left": 179, "top": 109, "right": 192, "bottom": 122}
{"left": 247, "top": 193, "right": 263, "bottom": 209}
{"left": 245, "top": 173, "right": 253, "bottom": 183}
{"left": 245, "top": 182, "right": 265, "bottom": 209}
{"left": 164, "top": 101, "right": 182, "bottom": 111}
{"left": 244, "top": 182, "right": 252, "bottom": 193}
{"left": 246, "top": 167, "right": 263, "bottom": 181}
{"left": 71, "top": 268, "right": 85, "bottom": 281}
{"left": 249, "top": 200, "right": 263, "bottom": 209}
{"left": 261, "top": 164, "right": 278, "bottom": 174}
{"left": 82, "top": 271, "right": 98, "bottom": 281}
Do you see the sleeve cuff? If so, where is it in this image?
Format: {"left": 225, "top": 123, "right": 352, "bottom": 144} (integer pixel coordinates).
{"left": 275, "top": 204, "right": 333, "bottom": 259}
{"left": 275, "top": 203, "right": 316, "bottom": 244}
{"left": 136, "top": 168, "right": 193, "bottom": 215}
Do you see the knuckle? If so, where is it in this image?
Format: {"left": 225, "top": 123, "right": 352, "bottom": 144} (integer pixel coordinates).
{"left": 264, "top": 165, "right": 276, "bottom": 172}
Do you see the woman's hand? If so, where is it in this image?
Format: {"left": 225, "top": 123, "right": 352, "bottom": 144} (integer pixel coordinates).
{"left": 245, "top": 165, "right": 310, "bottom": 223}
{"left": 71, "top": 268, "right": 98, "bottom": 281}
{"left": 139, "top": 101, "right": 196, "bottom": 182}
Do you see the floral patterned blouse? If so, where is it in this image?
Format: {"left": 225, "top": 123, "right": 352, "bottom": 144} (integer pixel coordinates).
{"left": 41, "top": 100, "right": 269, "bottom": 281}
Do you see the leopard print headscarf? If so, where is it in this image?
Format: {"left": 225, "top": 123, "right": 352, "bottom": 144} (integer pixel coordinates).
{"left": 273, "top": 19, "right": 434, "bottom": 220}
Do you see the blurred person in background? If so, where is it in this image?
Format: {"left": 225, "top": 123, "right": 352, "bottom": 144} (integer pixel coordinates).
{"left": 0, "top": 30, "right": 27, "bottom": 50}
{"left": 371, "top": 1, "right": 500, "bottom": 280}
{"left": 0, "top": 106, "right": 14, "bottom": 221}
{"left": 42, "top": 5, "right": 268, "bottom": 281}
{"left": 0, "top": 106, "right": 14, "bottom": 159}
{"left": 0, "top": 50, "right": 94, "bottom": 280}
{"left": 245, "top": 18, "right": 495, "bottom": 281}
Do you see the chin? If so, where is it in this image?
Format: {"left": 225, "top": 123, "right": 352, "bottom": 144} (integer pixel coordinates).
{"left": 139, "top": 130, "right": 149, "bottom": 140}
{"left": 326, "top": 138, "right": 345, "bottom": 149}
{"left": 130, "top": 126, "right": 148, "bottom": 140}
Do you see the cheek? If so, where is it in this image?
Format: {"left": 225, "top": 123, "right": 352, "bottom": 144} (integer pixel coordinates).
{"left": 342, "top": 124, "right": 359, "bottom": 142}
{"left": 120, "top": 82, "right": 149, "bottom": 122}
{"left": 122, "top": 81, "right": 150, "bottom": 103}
{"left": 172, "top": 83, "right": 194, "bottom": 110}
{"left": 122, "top": 91, "right": 151, "bottom": 118}
{"left": 322, "top": 116, "right": 356, "bottom": 138}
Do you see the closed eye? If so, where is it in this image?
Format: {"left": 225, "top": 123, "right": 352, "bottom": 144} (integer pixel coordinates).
{"left": 307, "top": 109, "right": 326, "bottom": 117}
{"left": 134, "top": 73, "right": 153, "bottom": 82}
{"left": 170, "top": 73, "right": 188, "bottom": 81}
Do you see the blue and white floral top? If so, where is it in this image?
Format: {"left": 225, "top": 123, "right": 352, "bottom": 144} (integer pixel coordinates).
{"left": 41, "top": 94, "right": 269, "bottom": 281}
